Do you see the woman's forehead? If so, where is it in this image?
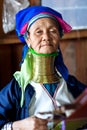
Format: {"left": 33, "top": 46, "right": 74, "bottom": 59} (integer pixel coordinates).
{"left": 28, "top": 17, "right": 59, "bottom": 30}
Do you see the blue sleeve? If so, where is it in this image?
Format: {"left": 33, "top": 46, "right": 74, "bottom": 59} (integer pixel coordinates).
{"left": 67, "top": 75, "right": 87, "bottom": 98}
{"left": 0, "top": 78, "right": 21, "bottom": 129}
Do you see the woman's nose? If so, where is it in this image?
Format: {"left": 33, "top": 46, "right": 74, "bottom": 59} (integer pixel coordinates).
{"left": 42, "top": 32, "right": 50, "bottom": 41}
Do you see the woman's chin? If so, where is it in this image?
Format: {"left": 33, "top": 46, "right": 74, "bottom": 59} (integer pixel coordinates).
{"left": 39, "top": 47, "right": 55, "bottom": 54}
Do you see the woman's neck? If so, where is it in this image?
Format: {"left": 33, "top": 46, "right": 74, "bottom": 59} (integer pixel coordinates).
{"left": 30, "top": 51, "right": 60, "bottom": 83}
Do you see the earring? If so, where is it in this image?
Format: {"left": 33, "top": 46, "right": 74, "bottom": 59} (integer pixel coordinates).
{"left": 28, "top": 44, "right": 30, "bottom": 48}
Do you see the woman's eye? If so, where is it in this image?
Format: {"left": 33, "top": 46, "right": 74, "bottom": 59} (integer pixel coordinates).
{"left": 36, "top": 30, "right": 42, "bottom": 34}
{"left": 50, "top": 29, "right": 57, "bottom": 33}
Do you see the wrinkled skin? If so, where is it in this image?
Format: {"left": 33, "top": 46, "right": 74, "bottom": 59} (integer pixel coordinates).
{"left": 12, "top": 116, "right": 60, "bottom": 130}
{"left": 26, "top": 18, "right": 60, "bottom": 54}
{"left": 13, "top": 116, "right": 48, "bottom": 130}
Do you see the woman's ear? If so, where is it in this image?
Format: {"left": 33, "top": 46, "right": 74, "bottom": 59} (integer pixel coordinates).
{"left": 25, "top": 31, "right": 31, "bottom": 47}
{"left": 25, "top": 36, "right": 30, "bottom": 47}
{"left": 25, "top": 38, "right": 30, "bottom": 48}
{"left": 25, "top": 32, "right": 30, "bottom": 42}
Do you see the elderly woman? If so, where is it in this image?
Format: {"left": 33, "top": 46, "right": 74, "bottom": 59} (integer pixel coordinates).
{"left": 0, "top": 6, "right": 86, "bottom": 130}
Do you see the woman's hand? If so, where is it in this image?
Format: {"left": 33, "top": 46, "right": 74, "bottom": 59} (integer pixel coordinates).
{"left": 12, "top": 116, "right": 48, "bottom": 130}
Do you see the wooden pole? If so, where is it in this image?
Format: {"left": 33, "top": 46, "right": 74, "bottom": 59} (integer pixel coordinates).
{"left": 29, "top": 0, "right": 41, "bottom": 6}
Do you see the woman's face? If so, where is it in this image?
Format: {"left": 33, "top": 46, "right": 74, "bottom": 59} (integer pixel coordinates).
{"left": 26, "top": 18, "right": 60, "bottom": 54}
